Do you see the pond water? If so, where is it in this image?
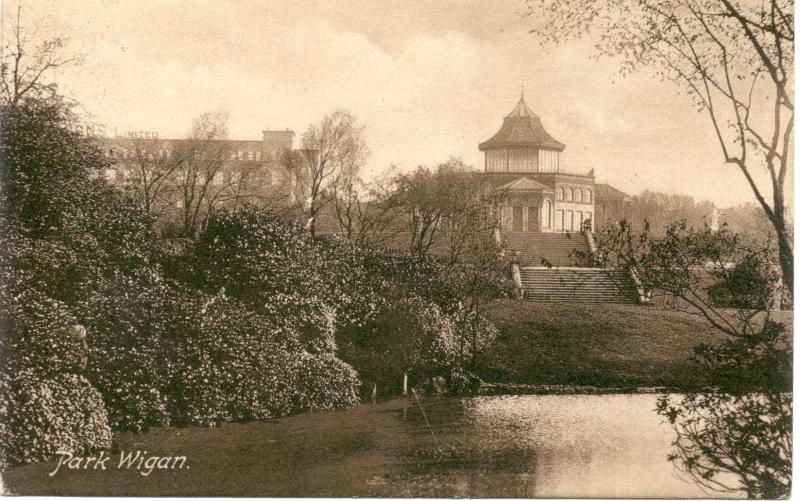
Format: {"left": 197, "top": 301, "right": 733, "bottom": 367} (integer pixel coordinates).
{"left": 4, "top": 393, "right": 746, "bottom": 497}
{"left": 372, "top": 394, "right": 742, "bottom": 498}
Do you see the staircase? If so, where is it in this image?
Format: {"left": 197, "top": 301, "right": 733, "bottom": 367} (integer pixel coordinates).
{"left": 505, "top": 232, "right": 591, "bottom": 267}
{"left": 519, "top": 267, "right": 640, "bottom": 303}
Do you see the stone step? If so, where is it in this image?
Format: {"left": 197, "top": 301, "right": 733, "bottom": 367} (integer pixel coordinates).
{"left": 518, "top": 265, "right": 639, "bottom": 304}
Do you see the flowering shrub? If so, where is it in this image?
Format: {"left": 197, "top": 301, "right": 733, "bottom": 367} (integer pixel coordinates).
{"left": 336, "top": 296, "right": 458, "bottom": 395}
{"left": 291, "top": 352, "right": 360, "bottom": 411}
{"left": 74, "top": 274, "right": 174, "bottom": 431}
{"left": 162, "top": 289, "right": 360, "bottom": 426}
{"left": 181, "top": 207, "right": 339, "bottom": 354}
{"left": 0, "top": 370, "right": 112, "bottom": 471}
{"left": 449, "top": 304, "right": 500, "bottom": 367}
{"left": 1, "top": 100, "right": 370, "bottom": 472}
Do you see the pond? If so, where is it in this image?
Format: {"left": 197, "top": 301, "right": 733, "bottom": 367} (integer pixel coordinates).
{"left": 370, "top": 394, "right": 742, "bottom": 498}
{"left": 4, "top": 394, "right": 744, "bottom": 497}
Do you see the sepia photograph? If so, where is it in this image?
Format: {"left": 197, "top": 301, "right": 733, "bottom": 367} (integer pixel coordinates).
{"left": 0, "top": 0, "right": 793, "bottom": 497}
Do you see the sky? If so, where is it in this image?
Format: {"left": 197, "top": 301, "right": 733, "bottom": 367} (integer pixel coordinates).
{"left": 2, "top": 0, "right": 789, "bottom": 207}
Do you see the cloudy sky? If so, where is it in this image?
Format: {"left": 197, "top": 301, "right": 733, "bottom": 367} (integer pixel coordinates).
{"left": 3, "top": 0, "right": 785, "bottom": 206}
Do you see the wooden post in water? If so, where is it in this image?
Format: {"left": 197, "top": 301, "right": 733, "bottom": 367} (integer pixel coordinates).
{"left": 402, "top": 372, "right": 408, "bottom": 397}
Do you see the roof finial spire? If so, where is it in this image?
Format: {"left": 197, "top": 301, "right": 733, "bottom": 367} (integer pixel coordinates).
{"left": 521, "top": 85, "right": 524, "bottom": 100}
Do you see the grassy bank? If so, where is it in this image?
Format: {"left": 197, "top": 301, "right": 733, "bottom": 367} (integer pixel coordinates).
{"left": 478, "top": 300, "right": 793, "bottom": 389}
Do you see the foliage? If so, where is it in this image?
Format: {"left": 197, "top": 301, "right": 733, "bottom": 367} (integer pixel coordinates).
{"left": 336, "top": 296, "right": 458, "bottom": 395}
{"left": 388, "top": 158, "right": 503, "bottom": 261}
{"left": 590, "top": 219, "right": 791, "bottom": 497}
{"left": 589, "top": 220, "right": 784, "bottom": 331}
{"left": 0, "top": 90, "right": 504, "bottom": 473}
{"left": 326, "top": 171, "right": 399, "bottom": 247}
{"left": 658, "top": 390, "right": 791, "bottom": 497}
{"left": 284, "top": 109, "right": 369, "bottom": 238}
{"left": 449, "top": 303, "right": 501, "bottom": 369}
{"left": 74, "top": 273, "right": 175, "bottom": 431}
{"left": 0, "top": 370, "right": 112, "bottom": 471}
{"left": 179, "top": 206, "right": 340, "bottom": 352}
{"left": 675, "top": 309, "right": 792, "bottom": 479}
{"left": 0, "top": 95, "right": 367, "bottom": 468}
{"left": 166, "top": 292, "right": 359, "bottom": 426}
{"left": 707, "top": 255, "right": 773, "bottom": 310}
{"left": 626, "top": 190, "right": 715, "bottom": 233}
{"left": 525, "top": 0, "right": 793, "bottom": 296}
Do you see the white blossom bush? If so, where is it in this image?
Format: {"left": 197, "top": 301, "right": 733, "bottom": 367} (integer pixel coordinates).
{"left": 74, "top": 274, "right": 174, "bottom": 431}
{"left": 2, "top": 98, "right": 368, "bottom": 470}
{"left": 165, "top": 289, "right": 360, "bottom": 426}
{"left": 0, "top": 370, "right": 112, "bottom": 471}
{"left": 291, "top": 352, "right": 360, "bottom": 411}
{"left": 181, "top": 207, "right": 342, "bottom": 354}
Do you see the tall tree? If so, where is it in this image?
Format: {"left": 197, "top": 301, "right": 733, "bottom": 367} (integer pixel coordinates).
{"left": 173, "top": 112, "right": 233, "bottom": 237}
{"left": 115, "top": 137, "right": 184, "bottom": 220}
{"left": 1, "top": 3, "right": 80, "bottom": 108}
{"left": 525, "top": 0, "right": 794, "bottom": 295}
{"left": 285, "top": 110, "right": 368, "bottom": 238}
{"left": 391, "top": 159, "right": 504, "bottom": 262}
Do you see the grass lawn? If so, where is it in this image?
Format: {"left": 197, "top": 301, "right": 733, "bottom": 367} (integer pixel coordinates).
{"left": 478, "top": 300, "right": 793, "bottom": 389}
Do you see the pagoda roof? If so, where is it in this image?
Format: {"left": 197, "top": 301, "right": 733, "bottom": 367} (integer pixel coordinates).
{"left": 496, "top": 177, "right": 553, "bottom": 192}
{"left": 479, "top": 96, "right": 565, "bottom": 152}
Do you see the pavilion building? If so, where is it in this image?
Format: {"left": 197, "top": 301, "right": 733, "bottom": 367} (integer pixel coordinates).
{"left": 480, "top": 96, "right": 638, "bottom": 303}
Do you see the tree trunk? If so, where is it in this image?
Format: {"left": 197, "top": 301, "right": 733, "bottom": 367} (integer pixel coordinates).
{"left": 776, "top": 231, "right": 793, "bottom": 302}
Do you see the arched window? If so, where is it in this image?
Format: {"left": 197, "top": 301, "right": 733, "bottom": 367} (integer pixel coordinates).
{"left": 567, "top": 188, "right": 574, "bottom": 202}
{"left": 586, "top": 189, "right": 592, "bottom": 204}
{"left": 576, "top": 189, "right": 583, "bottom": 203}
{"left": 557, "top": 187, "right": 564, "bottom": 201}
{"left": 544, "top": 199, "right": 552, "bottom": 228}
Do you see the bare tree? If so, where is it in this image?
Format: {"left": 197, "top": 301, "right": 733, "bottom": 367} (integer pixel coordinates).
{"left": 285, "top": 110, "right": 368, "bottom": 238}
{"left": 526, "top": 0, "right": 794, "bottom": 295}
{"left": 437, "top": 167, "right": 506, "bottom": 264}
{"left": 391, "top": 159, "right": 504, "bottom": 261}
{"left": 116, "top": 137, "right": 184, "bottom": 219}
{"left": 1, "top": 3, "right": 80, "bottom": 107}
{"left": 392, "top": 165, "right": 447, "bottom": 257}
{"left": 329, "top": 172, "right": 400, "bottom": 247}
{"left": 172, "top": 112, "right": 234, "bottom": 237}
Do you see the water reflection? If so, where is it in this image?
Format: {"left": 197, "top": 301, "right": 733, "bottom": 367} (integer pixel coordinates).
{"left": 378, "top": 395, "right": 742, "bottom": 498}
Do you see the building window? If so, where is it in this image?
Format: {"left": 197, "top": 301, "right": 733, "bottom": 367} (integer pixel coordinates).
{"left": 247, "top": 151, "right": 254, "bottom": 160}
{"left": 567, "top": 210, "right": 574, "bottom": 231}
{"left": 237, "top": 151, "right": 244, "bottom": 160}
{"left": 230, "top": 151, "right": 237, "bottom": 160}
{"left": 256, "top": 151, "right": 261, "bottom": 161}
{"left": 576, "top": 189, "right": 583, "bottom": 203}
{"left": 556, "top": 209, "right": 564, "bottom": 231}
{"left": 565, "top": 188, "right": 572, "bottom": 202}
{"left": 543, "top": 200, "right": 552, "bottom": 228}
{"left": 586, "top": 189, "right": 592, "bottom": 204}
{"left": 557, "top": 187, "right": 564, "bottom": 201}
